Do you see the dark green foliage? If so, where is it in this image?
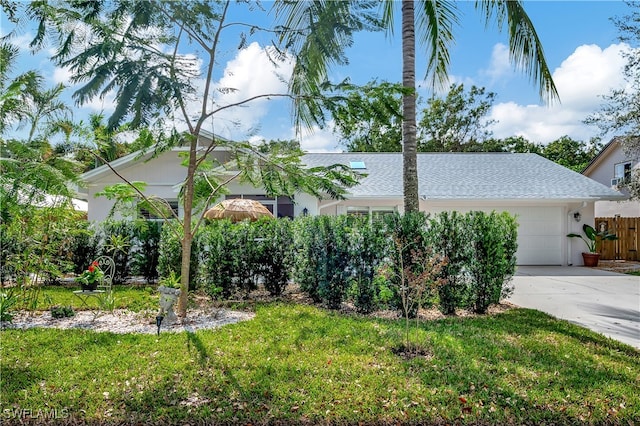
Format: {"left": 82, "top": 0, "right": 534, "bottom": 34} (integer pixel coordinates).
{"left": 430, "top": 211, "right": 473, "bottom": 314}
{"left": 157, "top": 225, "right": 200, "bottom": 291}
{"left": 199, "top": 221, "right": 236, "bottom": 298}
{"left": 382, "top": 212, "right": 430, "bottom": 316}
{"left": 199, "top": 218, "right": 295, "bottom": 299}
{"left": 349, "top": 216, "right": 389, "bottom": 313}
{"left": 255, "top": 218, "right": 294, "bottom": 297}
{"left": 50, "top": 305, "right": 75, "bottom": 319}
{"left": 293, "top": 216, "right": 353, "bottom": 309}
{"left": 467, "top": 211, "right": 518, "bottom": 314}
{"left": 70, "top": 223, "right": 99, "bottom": 275}
{"left": 130, "top": 220, "right": 162, "bottom": 283}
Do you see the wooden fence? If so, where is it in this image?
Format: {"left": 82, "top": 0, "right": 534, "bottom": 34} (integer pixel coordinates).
{"left": 595, "top": 217, "right": 639, "bottom": 261}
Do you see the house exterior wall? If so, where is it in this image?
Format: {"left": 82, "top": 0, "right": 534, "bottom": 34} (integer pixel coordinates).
{"left": 584, "top": 143, "right": 640, "bottom": 218}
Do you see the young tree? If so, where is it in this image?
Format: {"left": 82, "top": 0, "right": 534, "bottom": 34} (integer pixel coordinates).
{"left": 275, "top": 1, "right": 558, "bottom": 212}
{"left": 24, "top": 0, "right": 359, "bottom": 317}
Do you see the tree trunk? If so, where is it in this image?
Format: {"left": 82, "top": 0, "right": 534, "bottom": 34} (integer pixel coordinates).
{"left": 401, "top": 0, "right": 419, "bottom": 213}
{"left": 177, "top": 134, "right": 199, "bottom": 318}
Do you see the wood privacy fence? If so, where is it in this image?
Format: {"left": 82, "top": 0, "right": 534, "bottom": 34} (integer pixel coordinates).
{"left": 595, "top": 217, "right": 639, "bottom": 261}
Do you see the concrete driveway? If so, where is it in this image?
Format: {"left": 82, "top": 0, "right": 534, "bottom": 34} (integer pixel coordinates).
{"left": 509, "top": 266, "right": 640, "bottom": 349}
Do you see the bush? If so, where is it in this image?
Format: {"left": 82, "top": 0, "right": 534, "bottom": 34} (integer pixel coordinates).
{"left": 158, "top": 225, "right": 200, "bottom": 291}
{"left": 292, "top": 216, "right": 353, "bottom": 309}
{"left": 130, "top": 220, "right": 162, "bottom": 283}
{"left": 349, "top": 216, "right": 389, "bottom": 313}
{"left": 430, "top": 212, "right": 473, "bottom": 314}
{"left": 70, "top": 223, "right": 99, "bottom": 275}
{"left": 292, "top": 216, "right": 323, "bottom": 303}
{"left": 199, "top": 220, "right": 236, "bottom": 298}
{"left": 255, "top": 218, "right": 294, "bottom": 297}
{"left": 467, "top": 211, "right": 518, "bottom": 314}
{"left": 0, "top": 290, "right": 18, "bottom": 322}
{"left": 383, "top": 212, "right": 430, "bottom": 317}
{"left": 50, "top": 305, "right": 75, "bottom": 319}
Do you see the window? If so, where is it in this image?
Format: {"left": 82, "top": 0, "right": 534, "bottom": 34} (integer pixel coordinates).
{"left": 346, "top": 206, "right": 396, "bottom": 220}
{"left": 140, "top": 200, "right": 179, "bottom": 220}
{"left": 614, "top": 161, "right": 632, "bottom": 180}
{"left": 349, "top": 161, "right": 366, "bottom": 170}
{"left": 346, "top": 207, "right": 369, "bottom": 216}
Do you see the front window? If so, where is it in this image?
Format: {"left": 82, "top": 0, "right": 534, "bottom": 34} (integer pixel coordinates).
{"left": 614, "top": 161, "right": 632, "bottom": 180}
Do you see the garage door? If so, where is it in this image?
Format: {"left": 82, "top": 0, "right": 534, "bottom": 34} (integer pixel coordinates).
{"left": 508, "top": 206, "right": 563, "bottom": 265}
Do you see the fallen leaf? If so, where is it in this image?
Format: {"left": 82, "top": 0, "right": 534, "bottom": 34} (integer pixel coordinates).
{"left": 458, "top": 396, "right": 468, "bottom": 404}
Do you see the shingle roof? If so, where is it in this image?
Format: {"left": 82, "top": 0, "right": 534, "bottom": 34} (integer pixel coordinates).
{"left": 302, "top": 152, "right": 626, "bottom": 201}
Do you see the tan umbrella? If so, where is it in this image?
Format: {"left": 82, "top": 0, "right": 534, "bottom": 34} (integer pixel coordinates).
{"left": 204, "top": 198, "right": 274, "bottom": 222}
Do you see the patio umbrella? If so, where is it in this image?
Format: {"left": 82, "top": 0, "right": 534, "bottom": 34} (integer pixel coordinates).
{"left": 204, "top": 198, "right": 274, "bottom": 222}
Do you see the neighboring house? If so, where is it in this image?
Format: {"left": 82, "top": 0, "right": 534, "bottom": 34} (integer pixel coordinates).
{"left": 79, "top": 143, "right": 625, "bottom": 267}
{"left": 582, "top": 137, "right": 639, "bottom": 217}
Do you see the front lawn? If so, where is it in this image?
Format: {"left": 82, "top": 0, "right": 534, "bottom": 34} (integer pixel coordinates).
{"left": 1, "top": 302, "right": 638, "bottom": 425}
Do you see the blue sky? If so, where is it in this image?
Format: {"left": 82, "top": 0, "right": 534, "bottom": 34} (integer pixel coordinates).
{"left": 1, "top": 1, "right": 634, "bottom": 152}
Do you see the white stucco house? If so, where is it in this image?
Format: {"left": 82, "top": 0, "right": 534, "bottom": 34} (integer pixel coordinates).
{"left": 582, "top": 137, "right": 639, "bottom": 218}
{"left": 78, "top": 139, "right": 625, "bottom": 267}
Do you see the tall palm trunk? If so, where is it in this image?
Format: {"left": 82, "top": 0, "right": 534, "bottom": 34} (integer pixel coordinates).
{"left": 401, "top": 0, "right": 419, "bottom": 213}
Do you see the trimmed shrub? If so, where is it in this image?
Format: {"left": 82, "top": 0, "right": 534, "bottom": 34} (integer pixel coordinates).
{"left": 70, "top": 223, "right": 99, "bottom": 275}
{"left": 349, "top": 216, "right": 389, "bottom": 313}
{"left": 429, "top": 211, "right": 473, "bottom": 314}
{"left": 255, "top": 218, "right": 294, "bottom": 297}
{"left": 383, "top": 212, "right": 431, "bottom": 317}
{"left": 199, "top": 220, "right": 236, "bottom": 298}
{"left": 467, "top": 211, "right": 518, "bottom": 314}
{"left": 130, "top": 220, "right": 162, "bottom": 283}
{"left": 292, "top": 216, "right": 353, "bottom": 309}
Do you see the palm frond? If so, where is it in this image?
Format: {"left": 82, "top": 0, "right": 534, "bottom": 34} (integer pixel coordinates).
{"left": 417, "top": 0, "right": 459, "bottom": 91}
{"left": 476, "top": 0, "right": 559, "bottom": 104}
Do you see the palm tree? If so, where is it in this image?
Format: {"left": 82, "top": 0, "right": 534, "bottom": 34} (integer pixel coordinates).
{"left": 274, "top": 0, "right": 559, "bottom": 212}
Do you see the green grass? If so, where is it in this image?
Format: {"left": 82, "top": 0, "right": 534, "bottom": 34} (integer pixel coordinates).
{"left": 624, "top": 270, "right": 640, "bottom": 276}
{"left": 13, "top": 285, "right": 159, "bottom": 312}
{"left": 1, "top": 302, "right": 638, "bottom": 425}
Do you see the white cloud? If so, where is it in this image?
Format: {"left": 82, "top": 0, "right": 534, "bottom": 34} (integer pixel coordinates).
{"left": 203, "top": 42, "right": 294, "bottom": 139}
{"left": 8, "top": 33, "right": 34, "bottom": 52}
{"left": 81, "top": 90, "right": 117, "bottom": 114}
{"left": 481, "top": 43, "right": 511, "bottom": 82}
{"left": 296, "top": 121, "right": 341, "bottom": 153}
{"left": 490, "top": 43, "right": 631, "bottom": 143}
{"left": 52, "top": 66, "right": 72, "bottom": 85}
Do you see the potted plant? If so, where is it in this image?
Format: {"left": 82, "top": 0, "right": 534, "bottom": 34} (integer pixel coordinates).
{"left": 567, "top": 224, "right": 617, "bottom": 267}
{"left": 76, "top": 261, "right": 104, "bottom": 291}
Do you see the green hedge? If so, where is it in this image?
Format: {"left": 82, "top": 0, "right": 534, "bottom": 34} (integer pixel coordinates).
{"left": 74, "top": 210, "right": 517, "bottom": 316}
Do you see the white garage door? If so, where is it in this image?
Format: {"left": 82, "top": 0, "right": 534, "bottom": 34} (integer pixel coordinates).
{"left": 508, "top": 206, "right": 563, "bottom": 265}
